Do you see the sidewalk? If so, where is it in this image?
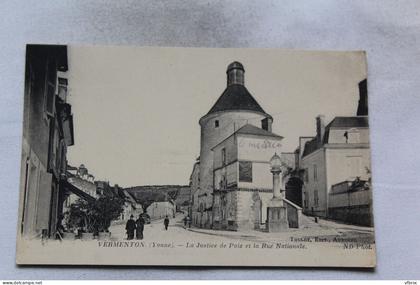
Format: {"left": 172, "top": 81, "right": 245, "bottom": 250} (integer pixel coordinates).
{"left": 186, "top": 225, "right": 339, "bottom": 243}
{"left": 186, "top": 217, "right": 374, "bottom": 243}
{"left": 316, "top": 218, "right": 374, "bottom": 233}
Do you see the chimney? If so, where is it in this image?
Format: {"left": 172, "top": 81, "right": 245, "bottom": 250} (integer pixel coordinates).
{"left": 316, "top": 115, "right": 325, "bottom": 147}
{"left": 357, "top": 79, "right": 368, "bottom": 116}
{"left": 227, "top": 61, "right": 244, "bottom": 86}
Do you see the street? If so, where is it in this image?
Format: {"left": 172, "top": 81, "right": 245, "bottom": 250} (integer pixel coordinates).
{"left": 108, "top": 213, "right": 375, "bottom": 245}
{"left": 108, "top": 214, "right": 236, "bottom": 243}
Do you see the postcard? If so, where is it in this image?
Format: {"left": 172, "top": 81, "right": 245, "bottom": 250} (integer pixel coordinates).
{"left": 16, "top": 45, "right": 375, "bottom": 267}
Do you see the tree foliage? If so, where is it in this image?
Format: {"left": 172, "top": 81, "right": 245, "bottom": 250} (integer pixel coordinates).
{"left": 68, "top": 196, "right": 125, "bottom": 232}
{"left": 129, "top": 189, "right": 178, "bottom": 213}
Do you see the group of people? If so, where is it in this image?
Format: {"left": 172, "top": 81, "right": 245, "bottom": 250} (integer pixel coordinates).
{"left": 125, "top": 215, "right": 145, "bottom": 240}
{"left": 125, "top": 214, "right": 171, "bottom": 240}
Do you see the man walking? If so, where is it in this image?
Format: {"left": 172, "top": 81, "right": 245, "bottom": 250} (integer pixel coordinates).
{"left": 136, "top": 215, "right": 145, "bottom": 240}
{"left": 164, "top": 215, "right": 170, "bottom": 231}
{"left": 125, "top": 215, "right": 136, "bottom": 240}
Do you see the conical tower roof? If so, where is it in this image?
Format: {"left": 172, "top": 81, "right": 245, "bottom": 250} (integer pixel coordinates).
{"left": 207, "top": 84, "right": 267, "bottom": 115}
{"left": 206, "top": 61, "right": 269, "bottom": 117}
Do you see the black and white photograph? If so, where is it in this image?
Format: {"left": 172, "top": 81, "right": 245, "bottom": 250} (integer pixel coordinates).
{"left": 16, "top": 44, "right": 375, "bottom": 267}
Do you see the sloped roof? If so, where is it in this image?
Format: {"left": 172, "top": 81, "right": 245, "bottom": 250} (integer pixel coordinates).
{"left": 236, "top": 124, "right": 283, "bottom": 139}
{"left": 64, "top": 179, "right": 96, "bottom": 202}
{"left": 302, "top": 116, "right": 369, "bottom": 157}
{"left": 302, "top": 138, "right": 318, "bottom": 157}
{"left": 325, "top": 116, "right": 369, "bottom": 129}
{"left": 207, "top": 84, "right": 269, "bottom": 116}
{"left": 212, "top": 124, "right": 282, "bottom": 150}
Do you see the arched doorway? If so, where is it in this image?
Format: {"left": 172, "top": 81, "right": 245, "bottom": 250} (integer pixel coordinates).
{"left": 285, "top": 177, "right": 303, "bottom": 207}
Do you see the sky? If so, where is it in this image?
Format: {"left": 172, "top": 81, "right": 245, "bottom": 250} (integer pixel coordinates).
{"left": 66, "top": 46, "right": 366, "bottom": 187}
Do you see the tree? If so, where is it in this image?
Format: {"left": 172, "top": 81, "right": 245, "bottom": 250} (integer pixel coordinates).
{"left": 92, "top": 196, "right": 125, "bottom": 232}
{"left": 68, "top": 196, "right": 124, "bottom": 233}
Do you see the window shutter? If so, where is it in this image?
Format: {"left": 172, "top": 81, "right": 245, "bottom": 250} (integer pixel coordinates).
{"left": 57, "top": 77, "right": 68, "bottom": 101}
{"left": 44, "top": 60, "right": 57, "bottom": 117}
{"left": 45, "top": 82, "right": 55, "bottom": 116}
{"left": 239, "top": 161, "right": 252, "bottom": 182}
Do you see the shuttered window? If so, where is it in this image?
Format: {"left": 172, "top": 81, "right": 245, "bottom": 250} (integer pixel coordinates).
{"left": 57, "top": 77, "right": 68, "bottom": 101}
{"left": 239, "top": 161, "right": 252, "bottom": 182}
{"left": 314, "top": 190, "right": 319, "bottom": 207}
{"left": 44, "top": 60, "right": 57, "bottom": 117}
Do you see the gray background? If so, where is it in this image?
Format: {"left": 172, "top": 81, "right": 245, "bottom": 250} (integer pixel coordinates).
{"left": 1, "top": 0, "right": 419, "bottom": 280}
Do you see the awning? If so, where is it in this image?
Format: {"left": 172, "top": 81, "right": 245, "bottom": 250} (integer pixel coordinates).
{"left": 61, "top": 180, "right": 96, "bottom": 202}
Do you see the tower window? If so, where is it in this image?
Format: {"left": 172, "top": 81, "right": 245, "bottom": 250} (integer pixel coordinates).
{"left": 261, "top": 118, "right": 268, "bottom": 131}
{"left": 215, "top": 120, "right": 219, "bottom": 128}
{"left": 221, "top": 148, "right": 226, "bottom": 165}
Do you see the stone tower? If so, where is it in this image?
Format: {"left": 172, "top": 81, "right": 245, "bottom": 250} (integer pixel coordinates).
{"left": 198, "top": 62, "right": 273, "bottom": 210}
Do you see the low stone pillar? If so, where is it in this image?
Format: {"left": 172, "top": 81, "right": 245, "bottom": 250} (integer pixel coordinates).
{"left": 266, "top": 205, "right": 289, "bottom": 232}
{"left": 297, "top": 207, "right": 302, "bottom": 228}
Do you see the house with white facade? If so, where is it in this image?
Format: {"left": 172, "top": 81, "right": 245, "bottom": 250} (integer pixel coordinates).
{"left": 212, "top": 124, "right": 283, "bottom": 230}
{"left": 301, "top": 115, "right": 372, "bottom": 224}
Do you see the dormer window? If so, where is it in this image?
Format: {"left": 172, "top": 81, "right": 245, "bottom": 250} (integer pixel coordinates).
{"left": 215, "top": 120, "right": 219, "bottom": 128}
{"left": 261, "top": 118, "right": 268, "bottom": 131}
{"left": 345, "top": 128, "right": 360, "bottom": 143}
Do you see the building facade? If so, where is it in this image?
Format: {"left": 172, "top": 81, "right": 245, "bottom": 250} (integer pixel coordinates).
{"left": 193, "top": 61, "right": 283, "bottom": 231}
{"left": 301, "top": 115, "right": 371, "bottom": 218}
{"left": 278, "top": 79, "right": 372, "bottom": 226}
{"left": 189, "top": 159, "right": 200, "bottom": 224}
{"left": 19, "top": 45, "right": 74, "bottom": 238}
{"left": 212, "top": 124, "right": 283, "bottom": 230}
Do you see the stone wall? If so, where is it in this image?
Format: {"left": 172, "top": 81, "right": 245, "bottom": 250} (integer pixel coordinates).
{"left": 284, "top": 199, "right": 302, "bottom": 228}
{"left": 236, "top": 189, "right": 272, "bottom": 231}
{"left": 328, "top": 188, "right": 373, "bottom": 226}
{"left": 328, "top": 204, "right": 373, "bottom": 226}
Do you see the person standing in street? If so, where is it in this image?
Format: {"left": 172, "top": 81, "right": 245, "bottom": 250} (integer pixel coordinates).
{"left": 136, "top": 215, "right": 145, "bottom": 240}
{"left": 183, "top": 216, "right": 188, "bottom": 229}
{"left": 125, "top": 215, "right": 136, "bottom": 240}
{"left": 187, "top": 215, "right": 192, "bottom": 228}
{"left": 164, "top": 215, "right": 170, "bottom": 230}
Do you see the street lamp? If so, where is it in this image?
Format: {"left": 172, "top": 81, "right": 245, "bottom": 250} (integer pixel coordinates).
{"left": 266, "top": 152, "right": 289, "bottom": 232}
{"left": 270, "top": 153, "right": 282, "bottom": 200}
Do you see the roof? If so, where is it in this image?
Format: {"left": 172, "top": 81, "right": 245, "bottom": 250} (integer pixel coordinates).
{"left": 227, "top": 61, "right": 244, "bottom": 72}
{"left": 212, "top": 124, "right": 282, "bottom": 150}
{"left": 63, "top": 179, "right": 96, "bottom": 202}
{"left": 302, "top": 138, "right": 318, "bottom": 157}
{"left": 27, "top": 44, "right": 68, "bottom": 71}
{"left": 325, "top": 116, "right": 369, "bottom": 129}
{"left": 302, "top": 116, "right": 369, "bottom": 157}
{"left": 322, "top": 116, "right": 369, "bottom": 145}
{"left": 236, "top": 124, "right": 282, "bottom": 138}
{"left": 207, "top": 84, "right": 269, "bottom": 116}
{"left": 122, "top": 189, "right": 137, "bottom": 203}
